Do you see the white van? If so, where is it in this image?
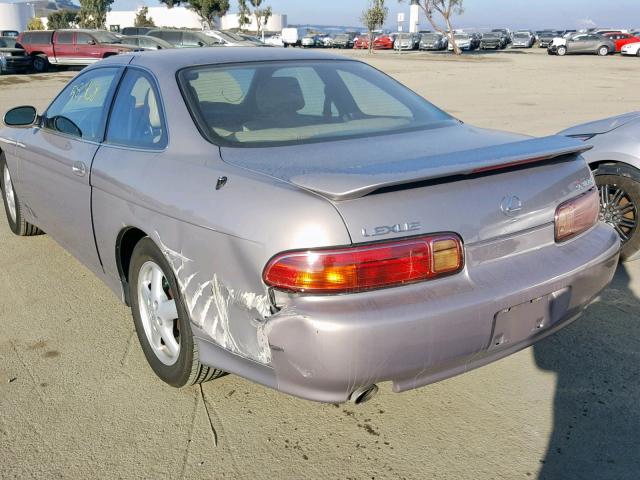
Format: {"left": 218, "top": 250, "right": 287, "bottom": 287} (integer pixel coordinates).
{"left": 282, "top": 28, "right": 301, "bottom": 47}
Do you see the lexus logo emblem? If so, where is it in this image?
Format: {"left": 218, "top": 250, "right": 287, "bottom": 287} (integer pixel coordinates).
{"left": 500, "top": 195, "right": 523, "bottom": 217}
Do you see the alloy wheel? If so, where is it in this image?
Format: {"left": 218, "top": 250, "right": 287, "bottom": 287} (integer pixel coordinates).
{"left": 137, "top": 261, "right": 181, "bottom": 366}
{"left": 599, "top": 183, "right": 638, "bottom": 243}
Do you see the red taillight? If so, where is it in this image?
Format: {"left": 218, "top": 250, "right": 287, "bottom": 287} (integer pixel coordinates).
{"left": 263, "top": 234, "right": 464, "bottom": 294}
{"left": 555, "top": 188, "right": 599, "bottom": 242}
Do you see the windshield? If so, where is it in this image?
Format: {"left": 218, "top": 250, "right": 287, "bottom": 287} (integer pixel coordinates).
{"left": 421, "top": 34, "right": 440, "bottom": 41}
{"left": 92, "top": 31, "right": 121, "bottom": 43}
{"left": 514, "top": 33, "right": 529, "bottom": 38}
{"left": 179, "top": 60, "right": 453, "bottom": 147}
{"left": 216, "top": 31, "right": 246, "bottom": 42}
{"left": 455, "top": 34, "right": 470, "bottom": 40}
{"left": 0, "top": 38, "right": 12, "bottom": 48}
{"left": 483, "top": 33, "right": 499, "bottom": 38}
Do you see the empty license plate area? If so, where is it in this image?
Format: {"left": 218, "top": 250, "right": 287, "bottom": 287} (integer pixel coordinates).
{"left": 489, "top": 288, "right": 571, "bottom": 351}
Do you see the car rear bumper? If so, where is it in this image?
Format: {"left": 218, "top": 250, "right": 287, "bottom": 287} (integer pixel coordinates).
{"left": 0, "top": 56, "right": 31, "bottom": 73}
{"left": 197, "top": 223, "right": 619, "bottom": 403}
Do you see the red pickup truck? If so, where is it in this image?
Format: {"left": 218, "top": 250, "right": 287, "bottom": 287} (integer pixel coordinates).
{"left": 18, "top": 29, "right": 137, "bottom": 72}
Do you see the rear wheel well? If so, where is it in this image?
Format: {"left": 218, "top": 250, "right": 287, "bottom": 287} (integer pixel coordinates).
{"left": 116, "top": 227, "right": 148, "bottom": 305}
{"left": 590, "top": 160, "right": 640, "bottom": 182}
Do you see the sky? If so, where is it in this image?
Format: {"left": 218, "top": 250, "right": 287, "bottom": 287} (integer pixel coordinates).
{"left": 110, "top": 0, "right": 640, "bottom": 30}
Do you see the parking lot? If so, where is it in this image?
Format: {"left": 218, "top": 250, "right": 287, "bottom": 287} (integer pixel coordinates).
{"left": 1, "top": 48, "right": 639, "bottom": 479}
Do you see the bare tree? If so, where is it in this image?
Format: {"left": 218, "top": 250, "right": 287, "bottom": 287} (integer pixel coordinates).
{"left": 361, "top": 0, "right": 388, "bottom": 54}
{"left": 238, "top": 0, "right": 271, "bottom": 38}
{"left": 400, "top": 0, "right": 464, "bottom": 54}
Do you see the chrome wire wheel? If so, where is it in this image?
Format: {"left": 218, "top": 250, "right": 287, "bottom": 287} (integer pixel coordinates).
{"left": 599, "top": 183, "right": 638, "bottom": 243}
{"left": 3, "top": 164, "right": 17, "bottom": 223}
{"left": 137, "top": 261, "right": 180, "bottom": 366}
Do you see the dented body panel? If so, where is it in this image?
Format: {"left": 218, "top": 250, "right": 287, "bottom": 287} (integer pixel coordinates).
{"left": 0, "top": 48, "right": 621, "bottom": 403}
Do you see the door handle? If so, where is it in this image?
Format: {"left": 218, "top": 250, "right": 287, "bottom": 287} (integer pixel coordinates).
{"left": 72, "top": 161, "right": 86, "bottom": 177}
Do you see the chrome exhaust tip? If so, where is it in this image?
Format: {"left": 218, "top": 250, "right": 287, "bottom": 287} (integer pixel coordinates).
{"left": 349, "top": 384, "right": 379, "bottom": 405}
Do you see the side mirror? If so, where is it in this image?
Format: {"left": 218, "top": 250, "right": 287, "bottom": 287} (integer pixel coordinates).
{"left": 87, "top": 39, "right": 96, "bottom": 45}
{"left": 52, "top": 115, "right": 82, "bottom": 138}
{"left": 3, "top": 106, "right": 37, "bottom": 127}
{"left": 197, "top": 41, "right": 205, "bottom": 47}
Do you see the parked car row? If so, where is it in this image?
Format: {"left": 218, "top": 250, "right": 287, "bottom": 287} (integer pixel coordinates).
{"left": 3, "top": 27, "right": 268, "bottom": 73}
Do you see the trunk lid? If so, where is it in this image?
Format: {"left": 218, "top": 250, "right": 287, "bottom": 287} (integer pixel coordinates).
{"left": 220, "top": 124, "right": 594, "bottom": 245}
{"left": 558, "top": 112, "right": 640, "bottom": 137}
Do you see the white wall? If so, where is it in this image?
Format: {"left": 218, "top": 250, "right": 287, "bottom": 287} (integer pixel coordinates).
{"left": 107, "top": 7, "right": 206, "bottom": 31}
{"left": 0, "top": 2, "right": 35, "bottom": 32}
{"left": 106, "top": 7, "right": 287, "bottom": 32}
{"left": 220, "top": 13, "right": 287, "bottom": 32}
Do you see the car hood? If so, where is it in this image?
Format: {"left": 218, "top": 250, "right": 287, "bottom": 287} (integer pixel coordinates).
{"left": 220, "top": 123, "right": 590, "bottom": 201}
{"left": 558, "top": 111, "right": 640, "bottom": 136}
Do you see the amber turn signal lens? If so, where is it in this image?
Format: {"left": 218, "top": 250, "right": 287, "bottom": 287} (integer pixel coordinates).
{"left": 263, "top": 234, "right": 464, "bottom": 294}
{"left": 555, "top": 188, "right": 599, "bottom": 242}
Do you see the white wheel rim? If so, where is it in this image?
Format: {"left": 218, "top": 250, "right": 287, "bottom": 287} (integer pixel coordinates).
{"left": 3, "top": 164, "right": 17, "bottom": 223}
{"left": 600, "top": 47, "right": 607, "bottom": 56}
{"left": 138, "top": 261, "right": 180, "bottom": 366}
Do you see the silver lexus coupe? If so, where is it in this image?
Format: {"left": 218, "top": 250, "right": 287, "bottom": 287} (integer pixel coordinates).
{"left": 0, "top": 48, "right": 619, "bottom": 403}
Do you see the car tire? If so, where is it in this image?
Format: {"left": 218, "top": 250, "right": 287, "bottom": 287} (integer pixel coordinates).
{"left": 32, "top": 54, "right": 48, "bottom": 73}
{"left": 595, "top": 172, "right": 640, "bottom": 261}
{"left": 129, "top": 237, "right": 225, "bottom": 387}
{"left": 635, "top": 49, "right": 640, "bottom": 57}
{"left": 0, "top": 154, "right": 43, "bottom": 236}
{"left": 598, "top": 46, "right": 609, "bottom": 56}
{"left": 557, "top": 46, "right": 567, "bottom": 56}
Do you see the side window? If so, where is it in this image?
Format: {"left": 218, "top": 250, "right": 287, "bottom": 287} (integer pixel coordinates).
{"left": 76, "top": 33, "right": 94, "bottom": 44}
{"left": 57, "top": 32, "right": 74, "bottom": 44}
{"left": 338, "top": 69, "right": 412, "bottom": 118}
{"left": 181, "top": 32, "right": 202, "bottom": 47}
{"left": 43, "top": 67, "right": 120, "bottom": 142}
{"left": 106, "top": 69, "right": 167, "bottom": 149}
{"left": 162, "top": 31, "right": 181, "bottom": 45}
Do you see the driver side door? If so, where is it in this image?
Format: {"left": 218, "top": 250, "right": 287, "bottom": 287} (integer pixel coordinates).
{"left": 18, "top": 66, "right": 122, "bottom": 273}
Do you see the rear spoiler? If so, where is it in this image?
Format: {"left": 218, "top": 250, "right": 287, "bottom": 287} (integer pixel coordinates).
{"left": 290, "top": 135, "right": 592, "bottom": 201}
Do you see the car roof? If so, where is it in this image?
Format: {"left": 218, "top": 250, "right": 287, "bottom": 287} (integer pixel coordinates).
{"left": 109, "top": 46, "right": 350, "bottom": 71}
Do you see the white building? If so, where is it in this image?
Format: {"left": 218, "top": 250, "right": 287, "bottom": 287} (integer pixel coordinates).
{"left": 107, "top": 6, "right": 205, "bottom": 31}
{"left": 0, "top": 1, "right": 36, "bottom": 32}
{"left": 220, "top": 13, "right": 286, "bottom": 33}
{"left": 105, "top": 7, "right": 287, "bottom": 33}
{"left": 409, "top": 0, "right": 420, "bottom": 33}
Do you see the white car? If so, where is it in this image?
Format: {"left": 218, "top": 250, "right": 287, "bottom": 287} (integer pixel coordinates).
{"left": 265, "top": 34, "right": 284, "bottom": 47}
{"left": 621, "top": 41, "right": 640, "bottom": 56}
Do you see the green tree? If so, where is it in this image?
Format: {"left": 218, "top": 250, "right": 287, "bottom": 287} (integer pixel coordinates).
{"left": 47, "top": 10, "right": 78, "bottom": 29}
{"left": 78, "top": 0, "right": 115, "bottom": 29}
{"left": 26, "top": 17, "right": 45, "bottom": 30}
{"left": 400, "top": 0, "right": 464, "bottom": 54}
{"left": 134, "top": 6, "right": 156, "bottom": 27}
{"left": 237, "top": 0, "right": 251, "bottom": 30}
{"left": 251, "top": 0, "right": 271, "bottom": 35}
{"left": 157, "top": 0, "right": 229, "bottom": 30}
{"left": 361, "top": 0, "right": 388, "bottom": 53}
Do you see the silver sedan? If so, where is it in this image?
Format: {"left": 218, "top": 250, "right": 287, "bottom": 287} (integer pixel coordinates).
{"left": 0, "top": 48, "right": 619, "bottom": 403}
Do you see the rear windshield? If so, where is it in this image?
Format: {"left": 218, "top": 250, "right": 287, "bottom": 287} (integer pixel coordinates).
{"left": 22, "top": 31, "right": 53, "bottom": 44}
{"left": 178, "top": 60, "right": 453, "bottom": 147}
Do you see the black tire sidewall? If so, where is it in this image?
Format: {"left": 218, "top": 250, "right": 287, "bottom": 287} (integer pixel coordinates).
{"left": 0, "top": 155, "right": 21, "bottom": 235}
{"left": 129, "top": 237, "right": 197, "bottom": 387}
{"left": 595, "top": 173, "right": 640, "bottom": 261}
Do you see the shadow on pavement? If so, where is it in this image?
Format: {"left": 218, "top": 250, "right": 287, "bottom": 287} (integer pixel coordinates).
{"left": 534, "top": 263, "right": 640, "bottom": 479}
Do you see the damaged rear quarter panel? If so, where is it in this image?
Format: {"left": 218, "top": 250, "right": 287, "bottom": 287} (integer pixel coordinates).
{"left": 90, "top": 139, "right": 351, "bottom": 366}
